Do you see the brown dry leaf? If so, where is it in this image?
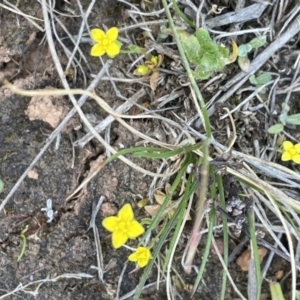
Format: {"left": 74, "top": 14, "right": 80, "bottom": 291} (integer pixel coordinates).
{"left": 150, "top": 71, "right": 159, "bottom": 91}
{"left": 145, "top": 189, "right": 191, "bottom": 220}
{"left": 236, "top": 247, "right": 268, "bottom": 271}
{"left": 145, "top": 190, "right": 173, "bottom": 218}
{"left": 144, "top": 204, "right": 162, "bottom": 216}
{"left": 25, "top": 88, "right": 68, "bottom": 128}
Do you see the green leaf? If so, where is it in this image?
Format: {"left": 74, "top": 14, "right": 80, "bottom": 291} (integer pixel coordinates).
{"left": 195, "top": 29, "right": 213, "bottom": 48}
{"left": 296, "top": 290, "right": 300, "bottom": 300}
{"left": 178, "top": 30, "right": 202, "bottom": 65}
{"left": 286, "top": 113, "right": 300, "bottom": 125}
{"left": 250, "top": 73, "right": 272, "bottom": 86}
{"left": 255, "top": 73, "right": 272, "bottom": 85}
{"left": 238, "top": 44, "right": 252, "bottom": 57}
{"left": 269, "top": 282, "right": 285, "bottom": 300}
{"left": 128, "top": 44, "right": 143, "bottom": 54}
{"left": 179, "top": 28, "right": 230, "bottom": 80}
{"left": 217, "top": 44, "right": 230, "bottom": 60}
{"left": 238, "top": 56, "right": 250, "bottom": 72}
{"left": 249, "top": 75, "right": 258, "bottom": 85}
{"left": 194, "top": 65, "right": 211, "bottom": 80}
{"left": 0, "top": 179, "right": 3, "bottom": 193}
{"left": 279, "top": 113, "right": 287, "bottom": 125}
{"left": 248, "top": 36, "right": 267, "bottom": 49}
{"left": 267, "top": 123, "right": 284, "bottom": 134}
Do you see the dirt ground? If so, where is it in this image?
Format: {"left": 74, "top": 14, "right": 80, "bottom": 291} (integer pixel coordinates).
{"left": 0, "top": 0, "right": 299, "bottom": 299}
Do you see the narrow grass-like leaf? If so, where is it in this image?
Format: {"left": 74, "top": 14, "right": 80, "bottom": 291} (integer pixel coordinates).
{"left": 133, "top": 189, "right": 188, "bottom": 300}
{"left": 171, "top": 0, "right": 195, "bottom": 28}
{"left": 269, "top": 281, "right": 285, "bottom": 300}
{"left": 217, "top": 175, "right": 229, "bottom": 300}
{"left": 133, "top": 143, "right": 202, "bottom": 159}
{"left": 0, "top": 178, "right": 4, "bottom": 193}
{"left": 162, "top": 175, "right": 197, "bottom": 273}
{"left": 139, "top": 154, "right": 193, "bottom": 245}
{"left": 280, "top": 208, "right": 300, "bottom": 240}
{"left": 191, "top": 208, "right": 215, "bottom": 295}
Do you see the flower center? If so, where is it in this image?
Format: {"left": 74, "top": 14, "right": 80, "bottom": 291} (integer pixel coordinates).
{"left": 289, "top": 148, "right": 297, "bottom": 156}
{"left": 118, "top": 221, "right": 127, "bottom": 231}
{"left": 102, "top": 38, "right": 109, "bottom": 46}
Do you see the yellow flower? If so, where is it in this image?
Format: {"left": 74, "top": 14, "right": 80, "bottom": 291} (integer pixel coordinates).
{"left": 281, "top": 141, "right": 300, "bottom": 163}
{"left": 150, "top": 55, "right": 159, "bottom": 65}
{"left": 102, "top": 204, "right": 145, "bottom": 249}
{"left": 128, "top": 246, "right": 152, "bottom": 268}
{"left": 90, "top": 27, "right": 121, "bottom": 58}
{"left": 135, "top": 65, "right": 150, "bottom": 75}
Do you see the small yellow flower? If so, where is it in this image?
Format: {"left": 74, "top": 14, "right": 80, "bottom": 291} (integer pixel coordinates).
{"left": 90, "top": 27, "right": 121, "bottom": 58}
{"left": 281, "top": 141, "right": 300, "bottom": 163}
{"left": 128, "top": 246, "right": 152, "bottom": 268}
{"left": 102, "top": 204, "right": 144, "bottom": 249}
{"left": 136, "top": 65, "right": 149, "bottom": 75}
{"left": 150, "top": 55, "right": 159, "bottom": 66}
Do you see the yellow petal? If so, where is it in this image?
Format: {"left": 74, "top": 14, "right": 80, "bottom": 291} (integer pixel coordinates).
{"left": 150, "top": 56, "right": 158, "bottom": 66}
{"left": 102, "top": 216, "right": 119, "bottom": 232}
{"left": 91, "top": 44, "right": 106, "bottom": 57}
{"left": 281, "top": 151, "right": 292, "bottom": 161}
{"left": 127, "top": 220, "right": 144, "bottom": 238}
{"left": 90, "top": 28, "right": 106, "bottom": 42}
{"left": 107, "top": 42, "right": 120, "bottom": 58}
{"left": 106, "top": 27, "right": 118, "bottom": 41}
{"left": 292, "top": 154, "right": 300, "bottom": 164}
{"left": 138, "top": 258, "right": 148, "bottom": 268}
{"left": 118, "top": 204, "right": 134, "bottom": 222}
{"left": 294, "top": 144, "right": 300, "bottom": 152}
{"left": 282, "top": 141, "right": 293, "bottom": 151}
{"left": 128, "top": 252, "right": 138, "bottom": 262}
{"left": 112, "top": 230, "right": 128, "bottom": 249}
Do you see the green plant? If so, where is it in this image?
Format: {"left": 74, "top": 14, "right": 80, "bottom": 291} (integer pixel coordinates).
{"left": 249, "top": 73, "right": 272, "bottom": 87}
{"left": 268, "top": 111, "right": 300, "bottom": 134}
{"left": 237, "top": 36, "right": 267, "bottom": 71}
{"left": 163, "top": 28, "right": 230, "bottom": 80}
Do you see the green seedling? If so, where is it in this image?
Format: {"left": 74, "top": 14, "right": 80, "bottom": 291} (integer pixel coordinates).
{"left": 268, "top": 110, "right": 300, "bottom": 134}
{"left": 238, "top": 36, "right": 267, "bottom": 71}
{"left": 249, "top": 72, "right": 272, "bottom": 94}
{"left": 249, "top": 73, "right": 272, "bottom": 87}
{"left": 163, "top": 28, "right": 230, "bottom": 80}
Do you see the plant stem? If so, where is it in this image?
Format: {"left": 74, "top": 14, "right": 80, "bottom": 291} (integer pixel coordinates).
{"left": 183, "top": 139, "right": 210, "bottom": 273}
{"left": 171, "top": 0, "right": 195, "bottom": 28}
{"left": 162, "top": 0, "right": 212, "bottom": 138}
